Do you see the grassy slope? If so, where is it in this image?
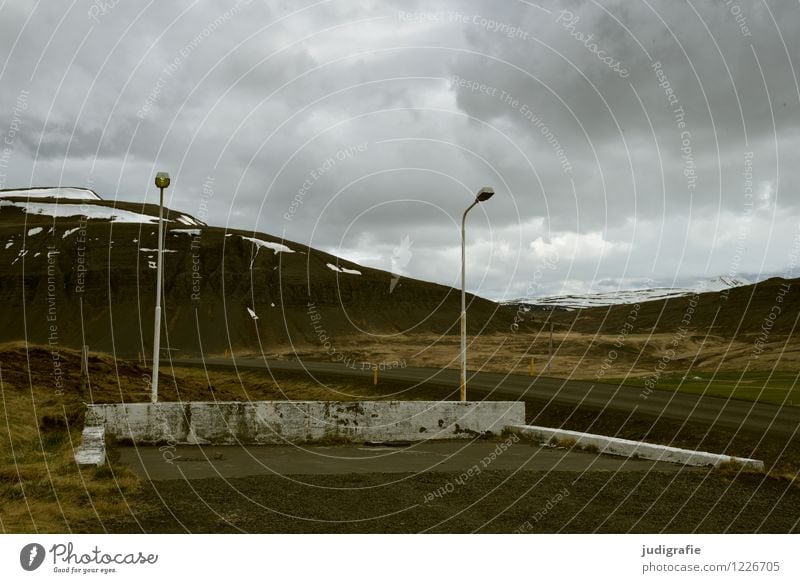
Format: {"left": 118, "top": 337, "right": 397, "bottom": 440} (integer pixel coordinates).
{"left": 0, "top": 344, "right": 140, "bottom": 533}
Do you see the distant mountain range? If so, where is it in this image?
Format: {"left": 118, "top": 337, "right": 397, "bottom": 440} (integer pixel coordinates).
{"left": 3, "top": 186, "right": 795, "bottom": 358}
{"left": 504, "top": 276, "right": 752, "bottom": 311}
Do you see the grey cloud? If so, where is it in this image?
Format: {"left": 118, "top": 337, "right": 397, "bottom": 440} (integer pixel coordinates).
{"left": 1, "top": 0, "right": 798, "bottom": 300}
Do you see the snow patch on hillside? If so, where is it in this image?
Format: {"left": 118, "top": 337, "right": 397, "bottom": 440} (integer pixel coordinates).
{"left": 176, "top": 214, "right": 204, "bottom": 226}
{"left": 240, "top": 235, "right": 294, "bottom": 254}
{"left": 0, "top": 187, "right": 101, "bottom": 200}
{"left": 327, "top": 263, "right": 361, "bottom": 275}
{"left": 1, "top": 201, "right": 162, "bottom": 224}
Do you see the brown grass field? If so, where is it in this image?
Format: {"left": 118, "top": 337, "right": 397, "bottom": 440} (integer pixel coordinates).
{"left": 1, "top": 336, "right": 798, "bottom": 533}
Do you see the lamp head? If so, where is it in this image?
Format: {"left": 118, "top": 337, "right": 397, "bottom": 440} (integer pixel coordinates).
{"left": 155, "top": 172, "right": 171, "bottom": 189}
{"left": 476, "top": 186, "right": 494, "bottom": 202}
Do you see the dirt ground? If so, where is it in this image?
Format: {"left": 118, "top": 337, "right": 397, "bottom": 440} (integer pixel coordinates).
{"left": 102, "top": 469, "right": 800, "bottom": 534}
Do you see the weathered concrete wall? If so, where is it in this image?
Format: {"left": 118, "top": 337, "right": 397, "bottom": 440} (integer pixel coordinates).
{"left": 86, "top": 401, "right": 524, "bottom": 445}
{"left": 507, "top": 424, "right": 765, "bottom": 471}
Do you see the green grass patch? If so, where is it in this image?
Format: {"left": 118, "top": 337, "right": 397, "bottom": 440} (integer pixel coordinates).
{"left": 593, "top": 370, "right": 800, "bottom": 407}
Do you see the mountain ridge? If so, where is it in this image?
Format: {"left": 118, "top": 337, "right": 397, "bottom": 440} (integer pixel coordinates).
{"left": 0, "top": 186, "right": 513, "bottom": 358}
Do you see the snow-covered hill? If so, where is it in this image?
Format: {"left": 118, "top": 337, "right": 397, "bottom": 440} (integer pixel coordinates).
{"left": 505, "top": 276, "right": 751, "bottom": 310}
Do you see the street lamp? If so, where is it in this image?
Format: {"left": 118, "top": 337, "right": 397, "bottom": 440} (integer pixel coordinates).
{"left": 151, "top": 171, "right": 170, "bottom": 403}
{"left": 460, "top": 186, "right": 495, "bottom": 402}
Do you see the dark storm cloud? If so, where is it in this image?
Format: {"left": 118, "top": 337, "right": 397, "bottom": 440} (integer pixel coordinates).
{"left": 1, "top": 0, "right": 798, "bottom": 299}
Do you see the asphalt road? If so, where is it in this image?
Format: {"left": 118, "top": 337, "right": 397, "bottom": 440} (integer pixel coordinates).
{"left": 172, "top": 357, "right": 800, "bottom": 439}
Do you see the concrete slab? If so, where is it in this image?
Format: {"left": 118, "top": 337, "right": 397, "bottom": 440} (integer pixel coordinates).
{"left": 74, "top": 426, "right": 106, "bottom": 466}
{"left": 507, "top": 424, "right": 765, "bottom": 471}
{"left": 116, "top": 439, "right": 690, "bottom": 481}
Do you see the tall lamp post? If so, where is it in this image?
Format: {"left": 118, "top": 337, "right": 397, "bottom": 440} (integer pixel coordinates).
{"left": 460, "top": 186, "right": 495, "bottom": 402}
{"left": 151, "top": 171, "right": 170, "bottom": 403}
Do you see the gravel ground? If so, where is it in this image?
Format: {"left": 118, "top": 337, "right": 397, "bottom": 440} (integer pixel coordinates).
{"left": 103, "top": 469, "right": 800, "bottom": 534}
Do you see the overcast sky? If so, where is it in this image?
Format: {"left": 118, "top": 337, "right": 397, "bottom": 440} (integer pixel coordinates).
{"left": 2, "top": 0, "right": 799, "bottom": 300}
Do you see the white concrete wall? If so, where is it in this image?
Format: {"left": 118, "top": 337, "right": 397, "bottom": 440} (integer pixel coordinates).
{"left": 507, "top": 424, "right": 765, "bottom": 471}
{"left": 86, "top": 401, "right": 524, "bottom": 445}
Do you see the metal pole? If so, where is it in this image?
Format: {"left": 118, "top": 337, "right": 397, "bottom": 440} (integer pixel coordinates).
{"left": 151, "top": 185, "right": 164, "bottom": 403}
{"left": 460, "top": 201, "right": 477, "bottom": 402}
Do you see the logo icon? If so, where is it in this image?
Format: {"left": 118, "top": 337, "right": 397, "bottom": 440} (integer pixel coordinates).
{"left": 20, "top": 543, "right": 46, "bottom": 571}
{"left": 389, "top": 235, "right": 413, "bottom": 293}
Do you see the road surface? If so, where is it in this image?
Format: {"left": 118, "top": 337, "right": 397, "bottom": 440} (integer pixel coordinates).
{"left": 171, "top": 357, "right": 800, "bottom": 439}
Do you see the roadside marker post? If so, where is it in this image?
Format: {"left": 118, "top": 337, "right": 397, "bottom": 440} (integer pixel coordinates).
{"left": 80, "top": 345, "right": 89, "bottom": 393}
{"left": 373, "top": 366, "right": 378, "bottom": 386}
